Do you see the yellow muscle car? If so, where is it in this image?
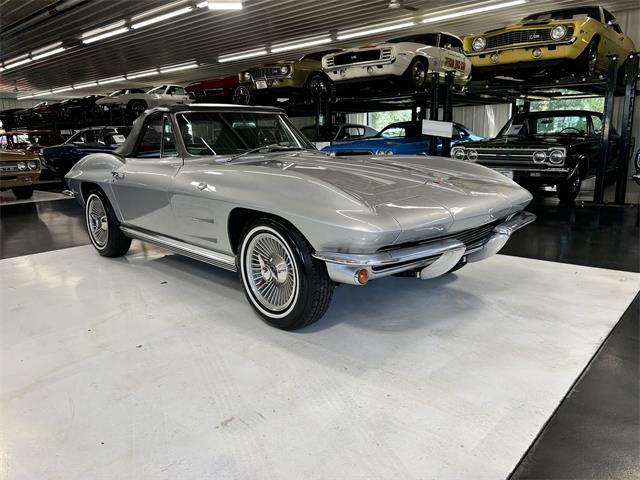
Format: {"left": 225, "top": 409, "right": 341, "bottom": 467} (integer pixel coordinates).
{"left": 464, "top": 6, "right": 636, "bottom": 79}
{"left": 0, "top": 149, "right": 41, "bottom": 199}
{"left": 235, "top": 49, "right": 339, "bottom": 104}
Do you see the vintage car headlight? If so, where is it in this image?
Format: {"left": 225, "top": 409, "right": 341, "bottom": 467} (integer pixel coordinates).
{"left": 472, "top": 37, "right": 486, "bottom": 52}
{"left": 467, "top": 149, "right": 478, "bottom": 161}
{"left": 532, "top": 151, "right": 547, "bottom": 163}
{"left": 279, "top": 65, "right": 290, "bottom": 75}
{"left": 550, "top": 25, "right": 567, "bottom": 41}
{"left": 17, "top": 161, "right": 27, "bottom": 171}
{"left": 452, "top": 147, "right": 466, "bottom": 160}
{"left": 376, "top": 149, "right": 394, "bottom": 156}
{"left": 243, "top": 72, "right": 251, "bottom": 80}
{"left": 27, "top": 161, "right": 38, "bottom": 170}
{"left": 549, "top": 149, "right": 565, "bottom": 165}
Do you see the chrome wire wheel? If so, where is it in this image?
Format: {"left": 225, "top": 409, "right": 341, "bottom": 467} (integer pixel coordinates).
{"left": 86, "top": 194, "right": 109, "bottom": 249}
{"left": 243, "top": 230, "right": 299, "bottom": 316}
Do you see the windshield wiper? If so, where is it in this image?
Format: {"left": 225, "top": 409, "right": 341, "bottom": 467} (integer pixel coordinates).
{"left": 227, "top": 144, "right": 302, "bottom": 162}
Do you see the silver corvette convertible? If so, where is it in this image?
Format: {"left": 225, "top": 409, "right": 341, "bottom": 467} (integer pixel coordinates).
{"left": 65, "top": 104, "right": 535, "bottom": 330}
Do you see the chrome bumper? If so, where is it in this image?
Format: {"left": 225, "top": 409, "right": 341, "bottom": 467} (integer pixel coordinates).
{"left": 314, "top": 211, "right": 536, "bottom": 285}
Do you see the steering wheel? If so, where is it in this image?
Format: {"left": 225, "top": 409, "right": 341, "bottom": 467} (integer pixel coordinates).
{"left": 559, "top": 127, "right": 582, "bottom": 134}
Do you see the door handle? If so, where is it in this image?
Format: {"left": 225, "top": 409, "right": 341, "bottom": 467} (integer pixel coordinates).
{"left": 111, "top": 170, "right": 125, "bottom": 180}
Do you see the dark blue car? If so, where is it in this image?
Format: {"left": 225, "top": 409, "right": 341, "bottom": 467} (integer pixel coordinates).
{"left": 321, "top": 121, "right": 483, "bottom": 156}
{"left": 41, "top": 126, "right": 132, "bottom": 178}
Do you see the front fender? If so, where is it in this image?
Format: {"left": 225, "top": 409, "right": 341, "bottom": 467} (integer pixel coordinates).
{"left": 64, "top": 153, "right": 124, "bottom": 210}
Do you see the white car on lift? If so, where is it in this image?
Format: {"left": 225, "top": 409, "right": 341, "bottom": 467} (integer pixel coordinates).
{"left": 322, "top": 32, "right": 472, "bottom": 91}
{"left": 95, "top": 85, "right": 192, "bottom": 117}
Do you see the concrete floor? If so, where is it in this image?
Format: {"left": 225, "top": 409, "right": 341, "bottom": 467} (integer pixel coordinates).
{"left": 2, "top": 244, "right": 638, "bottom": 479}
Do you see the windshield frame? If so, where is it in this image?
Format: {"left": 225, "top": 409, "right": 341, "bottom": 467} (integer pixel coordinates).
{"left": 174, "top": 110, "right": 315, "bottom": 157}
{"left": 497, "top": 113, "right": 592, "bottom": 138}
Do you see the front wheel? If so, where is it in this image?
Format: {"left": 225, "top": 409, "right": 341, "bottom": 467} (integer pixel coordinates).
{"left": 581, "top": 38, "right": 600, "bottom": 76}
{"left": 12, "top": 186, "right": 34, "bottom": 199}
{"left": 557, "top": 167, "right": 582, "bottom": 203}
{"left": 404, "top": 57, "right": 429, "bottom": 89}
{"left": 306, "top": 73, "right": 330, "bottom": 97}
{"left": 232, "top": 85, "right": 251, "bottom": 105}
{"left": 85, "top": 190, "right": 131, "bottom": 257}
{"left": 238, "top": 219, "right": 333, "bottom": 330}
{"left": 128, "top": 100, "right": 147, "bottom": 118}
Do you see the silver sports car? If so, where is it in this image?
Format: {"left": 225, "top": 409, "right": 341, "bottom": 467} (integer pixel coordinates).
{"left": 65, "top": 104, "right": 535, "bottom": 330}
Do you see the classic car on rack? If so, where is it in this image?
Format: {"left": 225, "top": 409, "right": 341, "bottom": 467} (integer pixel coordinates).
{"left": 60, "top": 95, "right": 105, "bottom": 120}
{"left": 64, "top": 104, "right": 534, "bottom": 330}
{"left": 463, "top": 6, "right": 636, "bottom": 79}
{"left": 322, "top": 121, "right": 483, "bottom": 156}
{"left": 299, "top": 123, "right": 378, "bottom": 143}
{"left": 186, "top": 75, "right": 239, "bottom": 103}
{"left": 450, "top": 110, "right": 627, "bottom": 202}
{"left": 0, "top": 149, "right": 41, "bottom": 199}
{"left": 235, "top": 49, "right": 339, "bottom": 104}
{"left": 95, "top": 86, "right": 191, "bottom": 117}
{"left": 322, "top": 33, "right": 471, "bottom": 93}
{"left": 41, "top": 126, "right": 132, "bottom": 178}
{"left": 32, "top": 101, "right": 63, "bottom": 120}
{"left": 0, "top": 130, "right": 66, "bottom": 154}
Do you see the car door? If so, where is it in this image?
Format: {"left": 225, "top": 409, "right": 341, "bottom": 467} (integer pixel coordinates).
{"left": 109, "top": 113, "right": 182, "bottom": 234}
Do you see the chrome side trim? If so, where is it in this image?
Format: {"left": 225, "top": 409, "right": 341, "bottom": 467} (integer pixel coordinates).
{"left": 120, "top": 226, "right": 237, "bottom": 272}
{"left": 61, "top": 189, "right": 75, "bottom": 197}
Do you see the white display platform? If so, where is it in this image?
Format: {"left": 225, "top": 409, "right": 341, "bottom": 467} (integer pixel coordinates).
{"left": 1, "top": 244, "right": 638, "bottom": 480}
{"left": 0, "top": 189, "right": 71, "bottom": 205}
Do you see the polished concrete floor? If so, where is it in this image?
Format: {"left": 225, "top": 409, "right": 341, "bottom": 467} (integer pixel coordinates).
{"left": 1, "top": 184, "right": 639, "bottom": 479}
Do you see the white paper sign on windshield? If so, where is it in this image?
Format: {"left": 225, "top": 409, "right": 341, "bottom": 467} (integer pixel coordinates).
{"left": 112, "top": 134, "right": 126, "bottom": 144}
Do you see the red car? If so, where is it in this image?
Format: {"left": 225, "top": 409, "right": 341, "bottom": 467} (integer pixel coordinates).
{"left": 185, "top": 75, "right": 239, "bottom": 103}
{"left": 0, "top": 130, "right": 66, "bottom": 154}
{"left": 32, "top": 101, "right": 64, "bottom": 119}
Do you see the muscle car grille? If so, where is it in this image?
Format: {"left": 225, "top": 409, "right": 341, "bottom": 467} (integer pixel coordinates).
{"left": 0, "top": 162, "right": 20, "bottom": 172}
{"left": 379, "top": 220, "right": 501, "bottom": 253}
{"left": 333, "top": 49, "right": 386, "bottom": 66}
{"left": 249, "top": 66, "right": 285, "bottom": 79}
{"left": 485, "top": 26, "right": 574, "bottom": 50}
{"left": 472, "top": 147, "right": 544, "bottom": 164}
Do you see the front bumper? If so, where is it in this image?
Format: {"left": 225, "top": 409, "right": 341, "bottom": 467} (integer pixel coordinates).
{"left": 469, "top": 40, "right": 583, "bottom": 70}
{"left": 314, "top": 212, "right": 536, "bottom": 285}
{"left": 0, "top": 171, "right": 41, "bottom": 189}
{"left": 480, "top": 165, "right": 573, "bottom": 184}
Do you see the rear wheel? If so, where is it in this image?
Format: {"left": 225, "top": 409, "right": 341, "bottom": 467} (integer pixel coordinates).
{"left": 127, "top": 100, "right": 147, "bottom": 118}
{"left": 12, "top": 186, "right": 34, "bottom": 199}
{"left": 306, "top": 73, "right": 330, "bottom": 97}
{"left": 238, "top": 219, "right": 333, "bottom": 330}
{"left": 233, "top": 85, "right": 251, "bottom": 105}
{"left": 85, "top": 190, "right": 131, "bottom": 257}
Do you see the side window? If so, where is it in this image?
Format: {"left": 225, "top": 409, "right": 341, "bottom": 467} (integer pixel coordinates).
{"left": 136, "top": 116, "right": 164, "bottom": 158}
{"left": 591, "top": 115, "right": 603, "bottom": 136}
{"left": 162, "top": 118, "right": 177, "bottom": 157}
{"left": 169, "top": 86, "right": 185, "bottom": 96}
{"left": 343, "top": 127, "right": 365, "bottom": 139}
{"left": 381, "top": 127, "right": 406, "bottom": 138}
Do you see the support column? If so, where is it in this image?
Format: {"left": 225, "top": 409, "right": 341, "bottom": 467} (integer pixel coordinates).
{"left": 614, "top": 52, "right": 638, "bottom": 205}
{"left": 428, "top": 73, "right": 439, "bottom": 156}
{"left": 442, "top": 71, "right": 454, "bottom": 158}
{"left": 594, "top": 55, "right": 619, "bottom": 204}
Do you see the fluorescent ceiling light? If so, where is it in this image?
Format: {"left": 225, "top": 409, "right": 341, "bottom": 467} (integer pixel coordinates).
{"left": 31, "top": 41, "right": 63, "bottom": 55}
{"left": 32, "top": 91, "right": 51, "bottom": 97}
{"left": 208, "top": 1, "right": 243, "bottom": 9}
{"left": 422, "top": 0, "right": 527, "bottom": 23}
{"left": 126, "top": 69, "right": 160, "bottom": 79}
{"left": 160, "top": 62, "right": 199, "bottom": 73}
{"left": 52, "top": 86, "right": 74, "bottom": 93}
{"left": 218, "top": 49, "right": 267, "bottom": 63}
{"left": 0, "top": 67, "right": 4, "bottom": 72}
{"left": 337, "top": 20, "right": 415, "bottom": 40}
{"left": 4, "top": 58, "right": 33, "bottom": 69}
{"left": 271, "top": 36, "right": 332, "bottom": 53}
{"left": 17, "top": 95, "right": 34, "bottom": 100}
{"left": 32, "top": 47, "right": 66, "bottom": 61}
{"left": 98, "top": 76, "right": 126, "bottom": 85}
{"left": 196, "top": 1, "right": 209, "bottom": 7}
{"left": 82, "top": 27, "right": 129, "bottom": 44}
{"left": 74, "top": 81, "right": 98, "bottom": 89}
{"left": 131, "top": 7, "right": 193, "bottom": 29}
{"left": 82, "top": 20, "right": 126, "bottom": 38}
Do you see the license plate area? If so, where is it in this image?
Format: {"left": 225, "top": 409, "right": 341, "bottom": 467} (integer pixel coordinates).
{"left": 255, "top": 79, "right": 268, "bottom": 89}
{"left": 495, "top": 169, "right": 514, "bottom": 179}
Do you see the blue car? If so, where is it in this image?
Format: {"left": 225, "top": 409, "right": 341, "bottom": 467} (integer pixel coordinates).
{"left": 321, "top": 121, "right": 483, "bottom": 156}
{"left": 41, "top": 126, "right": 132, "bottom": 178}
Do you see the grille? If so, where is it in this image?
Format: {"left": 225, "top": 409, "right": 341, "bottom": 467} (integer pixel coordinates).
{"left": 248, "top": 66, "right": 284, "bottom": 79}
{"left": 485, "top": 26, "right": 574, "bottom": 50}
{"left": 379, "top": 220, "right": 501, "bottom": 253}
{"left": 0, "top": 162, "right": 20, "bottom": 172}
{"left": 334, "top": 49, "right": 381, "bottom": 66}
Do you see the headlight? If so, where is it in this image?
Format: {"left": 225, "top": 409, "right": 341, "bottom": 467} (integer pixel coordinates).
{"left": 280, "top": 65, "right": 290, "bottom": 75}
{"left": 243, "top": 72, "right": 251, "bottom": 80}
{"left": 472, "top": 37, "right": 486, "bottom": 52}
{"left": 549, "top": 149, "right": 565, "bottom": 165}
{"left": 467, "top": 149, "right": 478, "bottom": 161}
{"left": 27, "top": 161, "right": 38, "bottom": 170}
{"left": 533, "top": 151, "right": 547, "bottom": 163}
{"left": 550, "top": 25, "right": 567, "bottom": 41}
{"left": 385, "top": 150, "right": 393, "bottom": 155}
{"left": 17, "top": 161, "right": 27, "bottom": 170}
{"left": 452, "top": 148, "right": 466, "bottom": 160}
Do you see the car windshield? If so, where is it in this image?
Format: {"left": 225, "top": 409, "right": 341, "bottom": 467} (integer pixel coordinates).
{"left": 147, "top": 86, "right": 166, "bottom": 94}
{"left": 523, "top": 7, "right": 601, "bottom": 21}
{"left": 376, "top": 123, "right": 422, "bottom": 138}
{"left": 388, "top": 33, "right": 439, "bottom": 46}
{"left": 498, "top": 114, "right": 590, "bottom": 137}
{"left": 176, "top": 111, "right": 315, "bottom": 156}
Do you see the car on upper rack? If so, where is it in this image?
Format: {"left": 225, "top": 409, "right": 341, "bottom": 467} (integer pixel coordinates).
{"left": 186, "top": 75, "right": 239, "bottom": 103}
{"left": 95, "top": 86, "right": 192, "bottom": 117}
{"left": 64, "top": 104, "right": 534, "bottom": 331}
{"left": 41, "top": 126, "right": 132, "bottom": 178}
{"left": 450, "top": 110, "right": 630, "bottom": 202}
{"left": 60, "top": 95, "right": 106, "bottom": 120}
{"left": 0, "top": 130, "right": 66, "bottom": 154}
{"left": 322, "top": 32, "right": 472, "bottom": 93}
{"left": 322, "top": 121, "right": 483, "bottom": 156}
{"left": 0, "top": 148, "right": 42, "bottom": 199}
{"left": 463, "top": 6, "right": 637, "bottom": 80}
{"left": 235, "top": 49, "right": 340, "bottom": 105}
{"left": 32, "top": 101, "right": 64, "bottom": 120}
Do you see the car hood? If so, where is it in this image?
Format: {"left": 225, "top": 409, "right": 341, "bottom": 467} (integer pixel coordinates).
{"left": 459, "top": 136, "right": 585, "bottom": 149}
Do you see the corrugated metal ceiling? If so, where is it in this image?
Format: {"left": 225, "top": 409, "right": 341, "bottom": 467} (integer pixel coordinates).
{"left": 0, "top": 0, "right": 637, "bottom": 96}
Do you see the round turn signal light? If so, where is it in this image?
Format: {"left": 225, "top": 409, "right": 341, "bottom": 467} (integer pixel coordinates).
{"left": 356, "top": 269, "right": 369, "bottom": 285}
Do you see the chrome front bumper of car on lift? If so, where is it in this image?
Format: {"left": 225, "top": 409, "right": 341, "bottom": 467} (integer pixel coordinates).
{"left": 314, "top": 211, "right": 536, "bottom": 285}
